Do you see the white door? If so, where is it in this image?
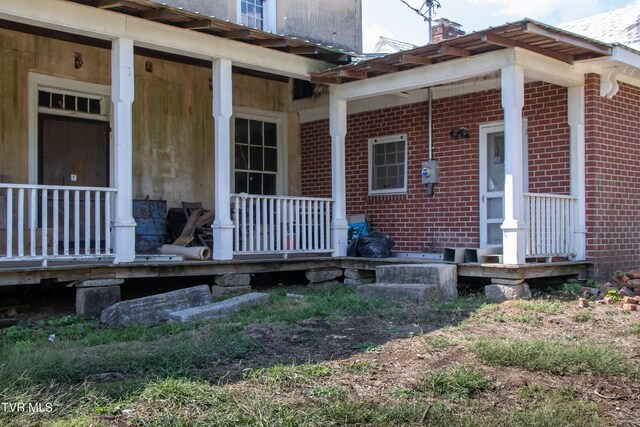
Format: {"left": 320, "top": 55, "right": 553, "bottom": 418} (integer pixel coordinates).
{"left": 479, "top": 123, "right": 505, "bottom": 247}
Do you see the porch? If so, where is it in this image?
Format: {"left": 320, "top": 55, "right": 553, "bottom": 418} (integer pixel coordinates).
{"left": 0, "top": 183, "right": 578, "bottom": 266}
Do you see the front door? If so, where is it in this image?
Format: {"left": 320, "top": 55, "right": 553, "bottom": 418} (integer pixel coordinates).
{"left": 479, "top": 123, "right": 505, "bottom": 247}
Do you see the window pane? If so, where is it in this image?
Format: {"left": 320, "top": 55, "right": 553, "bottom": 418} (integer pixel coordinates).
{"left": 235, "top": 144, "right": 248, "bottom": 170}
{"left": 264, "top": 122, "right": 277, "bottom": 146}
{"left": 52, "top": 93, "right": 63, "bottom": 109}
{"left": 89, "top": 98, "right": 101, "bottom": 114}
{"left": 64, "top": 94, "right": 76, "bottom": 110}
{"left": 371, "top": 138, "right": 406, "bottom": 192}
{"left": 250, "top": 120, "right": 263, "bottom": 145}
{"left": 264, "top": 148, "right": 277, "bottom": 172}
{"left": 249, "top": 173, "right": 262, "bottom": 194}
{"left": 77, "top": 96, "right": 88, "bottom": 112}
{"left": 235, "top": 172, "right": 248, "bottom": 193}
{"left": 249, "top": 146, "right": 263, "bottom": 171}
{"left": 263, "top": 174, "right": 276, "bottom": 195}
{"left": 235, "top": 118, "right": 248, "bottom": 144}
{"left": 38, "top": 91, "right": 50, "bottom": 107}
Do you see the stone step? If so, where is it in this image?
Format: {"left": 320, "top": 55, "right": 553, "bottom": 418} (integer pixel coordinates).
{"left": 169, "top": 292, "right": 270, "bottom": 323}
{"left": 357, "top": 283, "right": 456, "bottom": 303}
{"left": 375, "top": 264, "right": 456, "bottom": 287}
{"left": 100, "top": 285, "right": 212, "bottom": 327}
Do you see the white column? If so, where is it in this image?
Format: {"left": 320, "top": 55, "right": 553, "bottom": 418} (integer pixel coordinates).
{"left": 111, "top": 38, "right": 136, "bottom": 263}
{"left": 568, "top": 85, "right": 587, "bottom": 260}
{"left": 212, "top": 58, "right": 234, "bottom": 260}
{"left": 501, "top": 65, "right": 526, "bottom": 265}
{"left": 329, "top": 89, "right": 349, "bottom": 256}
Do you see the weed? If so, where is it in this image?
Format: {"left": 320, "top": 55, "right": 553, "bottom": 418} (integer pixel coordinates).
{"left": 419, "top": 366, "right": 489, "bottom": 400}
{"left": 511, "top": 300, "right": 564, "bottom": 315}
{"left": 563, "top": 282, "right": 582, "bottom": 294}
{"left": 425, "top": 335, "right": 456, "bottom": 350}
{"left": 352, "top": 341, "right": 385, "bottom": 353}
{"left": 342, "top": 360, "right": 375, "bottom": 374}
{"left": 244, "top": 363, "right": 334, "bottom": 389}
{"left": 626, "top": 323, "right": 640, "bottom": 335}
{"left": 605, "top": 289, "right": 622, "bottom": 302}
{"left": 511, "top": 312, "right": 541, "bottom": 325}
{"left": 572, "top": 311, "right": 594, "bottom": 323}
{"left": 469, "top": 337, "right": 631, "bottom": 376}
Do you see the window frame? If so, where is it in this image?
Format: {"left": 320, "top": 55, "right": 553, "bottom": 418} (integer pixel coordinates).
{"left": 237, "top": 0, "right": 276, "bottom": 32}
{"left": 231, "top": 107, "right": 287, "bottom": 195}
{"left": 368, "top": 133, "right": 408, "bottom": 196}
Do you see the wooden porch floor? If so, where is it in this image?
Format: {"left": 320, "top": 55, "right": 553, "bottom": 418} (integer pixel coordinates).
{"left": 0, "top": 256, "right": 590, "bottom": 287}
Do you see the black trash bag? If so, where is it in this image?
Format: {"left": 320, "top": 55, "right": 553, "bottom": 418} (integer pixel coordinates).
{"left": 347, "top": 231, "right": 395, "bottom": 258}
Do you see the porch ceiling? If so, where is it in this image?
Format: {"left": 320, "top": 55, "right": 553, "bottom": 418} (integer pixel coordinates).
{"left": 65, "top": 0, "right": 352, "bottom": 65}
{"left": 311, "top": 20, "right": 612, "bottom": 84}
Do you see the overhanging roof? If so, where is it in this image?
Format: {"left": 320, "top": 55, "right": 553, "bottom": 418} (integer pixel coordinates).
{"left": 65, "top": 0, "right": 352, "bottom": 65}
{"left": 311, "top": 20, "right": 613, "bottom": 84}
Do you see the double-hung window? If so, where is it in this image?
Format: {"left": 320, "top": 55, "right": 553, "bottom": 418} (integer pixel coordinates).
{"left": 368, "top": 134, "right": 408, "bottom": 195}
{"left": 234, "top": 117, "right": 279, "bottom": 195}
{"left": 239, "top": 0, "right": 275, "bottom": 31}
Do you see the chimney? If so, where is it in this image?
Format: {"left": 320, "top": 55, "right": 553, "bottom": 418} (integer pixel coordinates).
{"left": 431, "top": 18, "right": 465, "bottom": 43}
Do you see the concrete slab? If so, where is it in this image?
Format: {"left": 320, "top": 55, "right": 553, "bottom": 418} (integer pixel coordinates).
{"left": 211, "top": 285, "right": 252, "bottom": 297}
{"left": 357, "top": 283, "right": 454, "bottom": 303}
{"left": 306, "top": 268, "right": 343, "bottom": 283}
{"left": 376, "top": 264, "right": 456, "bottom": 286}
{"left": 169, "top": 292, "right": 270, "bottom": 323}
{"left": 74, "top": 279, "right": 124, "bottom": 288}
{"left": 214, "top": 274, "right": 251, "bottom": 287}
{"left": 100, "top": 285, "right": 212, "bottom": 326}
{"left": 485, "top": 283, "right": 532, "bottom": 303}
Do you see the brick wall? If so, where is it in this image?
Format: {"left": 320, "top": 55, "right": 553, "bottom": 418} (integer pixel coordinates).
{"left": 301, "top": 82, "right": 570, "bottom": 252}
{"left": 584, "top": 74, "right": 640, "bottom": 280}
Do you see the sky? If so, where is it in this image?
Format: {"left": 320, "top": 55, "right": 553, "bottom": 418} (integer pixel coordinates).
{"left": 362, "top": 0, "right": 637, "bottom": 52}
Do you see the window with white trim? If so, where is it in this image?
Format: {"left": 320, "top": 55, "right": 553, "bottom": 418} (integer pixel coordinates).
{"left": 234, "top": 117, "right": 279, "bottom": 195}
{"left": 369, "top": 134, "right": 408, "bottom": 195}
{"left": 239, "top": 0, "right": 266, "bottom": 30}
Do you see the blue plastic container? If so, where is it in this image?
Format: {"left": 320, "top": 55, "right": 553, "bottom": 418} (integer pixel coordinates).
{"left": 133, "top": 199, "right": 167, "bottom": 254}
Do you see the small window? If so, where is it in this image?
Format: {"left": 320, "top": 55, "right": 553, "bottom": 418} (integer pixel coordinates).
{"left": 240, "top": 0, "right": 265, "bottom": 30}
{"left": 369, "top": 134, "right": 407, "bottom": 195}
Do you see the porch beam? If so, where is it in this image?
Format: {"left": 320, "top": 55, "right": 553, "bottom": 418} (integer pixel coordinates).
{"left": 514, "top": 48, "right": 584, "bottom": 87}
{"left": 0, "top": 0, "right": 329, "bottom": 79}
{"left": 111, "top": 38, "right": 136, "bottom": 264}
{"left": 501, "top": 65, "right": 526, "bottom": 265}
{"left": 335, "top": 49, "right": 515, "bottom": 101}
{"left": 438, "top": 45, "right": 470, "bottom": 57}
{"left": 396, "top": 54, "right": 432, "bottom": 65}
{"left": 568, "top": 86, "right": 586, "bottom": 260}
{"left": 329, "top": 88, "right": 349, "bottom": 256}
{"left": 482, "top": 33, "right": 573, "bottom": 64}
{"left": 212, "top": 58, "right": 234, "bottom": 260}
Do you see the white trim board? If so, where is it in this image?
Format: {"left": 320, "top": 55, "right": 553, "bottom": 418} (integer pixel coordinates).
{"left": 28, "top": 73, "right": 112, "bottom": 185}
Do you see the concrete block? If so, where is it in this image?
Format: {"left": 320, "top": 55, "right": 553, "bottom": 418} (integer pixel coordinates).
{"left": 100, "top": 285, "right": 211, "bottom": 327}
{"left": 306, "top": 268, "right": 343, "bottom": 283}
{"left": 75, "top": 279, "right": 124, "bottom": 288}
{"left": 485, "top": 284, "right": 530, "bottom": 303}
{"left": 169, "top": 292, "right": 270, "bottom": 323}
{"left": 211, "top": 285, "right": 252, "bottom": 298}
{"left": 491, "top": 278, "right": 525, "bottom": 285}
{"left": 357, "top": 283, "right": 453, "bottom": 303}
{"left": 344, "top": 269, "right": 375, "bottom": 279}
{"left": 214, "top": 274, "right": 251, "bottom": 287}
{"left": 375, "top": 264, "right": 456, "bottom": 287}
{"left": 76, "top": 286, "right": 121, "bottom": 319}
{"left": 308, "top": 280, "right": 342, "bottom": 289}
{"left": 344, "top": 277, "right": 375, "bottom": 287}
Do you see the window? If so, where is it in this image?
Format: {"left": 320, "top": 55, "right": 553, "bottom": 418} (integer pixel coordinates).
{"left": 240, "top": 0, "right": 265, "bottom": 30}
{"left": 369, "top": 134, "right": 408, "bottom": 195}
{"left": 234, "top": 117, "right": 279, "bottom": 195}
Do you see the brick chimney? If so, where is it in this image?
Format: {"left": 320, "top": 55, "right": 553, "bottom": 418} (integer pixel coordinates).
{"left": 431, "top": 18, "right": 465, "bottom": 43}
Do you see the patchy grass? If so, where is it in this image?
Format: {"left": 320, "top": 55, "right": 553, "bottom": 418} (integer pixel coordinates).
{"left": 573, "top": 311, "right": 594, "bottom": 323}
{"left": 243, "top": 363, "right": 334, "bottom": 389}
{"left": 469, "top": 337, "right": 632, "bottom": 376}
{"left": 626, "top": 323, "right": 640, "bottom": 335}
{"left": 419, "top": 366, "right": 489, "bottom": 400}
{"left": 425, "top": 335, "right": 457, "bottom": 350}
{"left": 510, "top": 300, "right": 564, "bottom": 315}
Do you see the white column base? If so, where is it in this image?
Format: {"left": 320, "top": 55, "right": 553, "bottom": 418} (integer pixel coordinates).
{"left": 113, "top": 221, "right": 136, "bottom": 263}
{"left": 573, "top": 228, "right": 587, "bottom": 260}
{"left": 501, "top": 222, "right": 526, "bottom": 265}
{"left": 331, "top": 221, "right": 349, "bottom": 257}
{"left": 212, "top": 222, "right": 234, "bottom": 260}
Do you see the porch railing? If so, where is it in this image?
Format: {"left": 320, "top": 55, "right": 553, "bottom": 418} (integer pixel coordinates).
{"left": 0, "top": 184, "right": 117, "bottom": 264}
{"left": 524, "top": 192, "right": 576, "bottom": 259}
{"left": 231, "top": 193, "right": 334, "bottom": 256}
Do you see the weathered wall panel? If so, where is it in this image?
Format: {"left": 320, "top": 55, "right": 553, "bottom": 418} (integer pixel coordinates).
{"left": 0, "top": 28, "right": 298, "bottom": 211}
